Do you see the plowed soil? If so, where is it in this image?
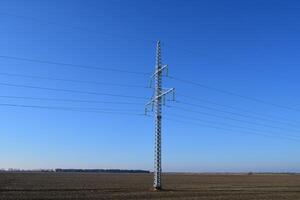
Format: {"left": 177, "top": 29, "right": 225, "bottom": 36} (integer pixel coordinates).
{"left": 1, "top": 172, "right": 300, "bottom": 199}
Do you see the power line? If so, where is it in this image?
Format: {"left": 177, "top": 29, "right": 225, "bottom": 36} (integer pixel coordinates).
{"left": 0, "top": 12, "right": 215, "bottom": 64}
{"left": 165, "top": 113, "right": 300, "bottom": 139}
{"left": 0, "top": 55, "right": 149, "bottom": 75}
{"left": 176, "top": 92, "right": 300, "bottom": 125}
{"left": 4, "top": 12, "right": 299, "bottom": 113}
{"left": 169, "top": 76, "right": 300, "bottom": 113}
{"left": 0, "top": 103, "right": 146, "bottom": 116}
{"left": 0, "top": 72, "right": 148, "bottom": 89}
{"left": 175, "top": 100, "right": 300, "bottom": 128}
{"left": 167, "top": 105, "right": 300, "bottom": 134}
{"left": 0, "top": 12, "right": 156, "bottom": 44}
{"left": 164, "top": 116, "right": 300, "bottom": 142}
{"left": 0, "top": 95, "right": 144, "bottom": 105}
{"left": 0, "top": 82, "right": 148, "bottom": 100}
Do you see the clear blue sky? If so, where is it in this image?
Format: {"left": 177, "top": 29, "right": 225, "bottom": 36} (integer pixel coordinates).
{"left": 1, "top": 0, "right": 300, "bottom": 172}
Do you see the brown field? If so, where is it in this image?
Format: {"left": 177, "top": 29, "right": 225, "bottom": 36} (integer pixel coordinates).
{"left": 0, "top": 172, "right": 300, "bottom": 200}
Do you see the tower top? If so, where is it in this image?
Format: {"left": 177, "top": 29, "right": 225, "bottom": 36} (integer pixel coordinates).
{"left": 156, "top": 41, "right": 161, "bottom": 69}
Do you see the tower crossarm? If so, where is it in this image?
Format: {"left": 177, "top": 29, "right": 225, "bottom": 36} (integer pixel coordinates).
{"left": 148, "top": 65, "right": 168, "bottom": 88}
{"left": 145, "top": 88, "right": 175, "bottom": 108}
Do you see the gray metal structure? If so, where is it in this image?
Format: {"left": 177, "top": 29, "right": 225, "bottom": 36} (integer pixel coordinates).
{"left": 146, "top": 41, "right": 175, "bottom": 190}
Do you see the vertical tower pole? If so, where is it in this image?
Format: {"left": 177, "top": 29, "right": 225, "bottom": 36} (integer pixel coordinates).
{"left": 146, "top": 41, "right": 174, "bottom": 191}
{"left": 154, "top": 41, "right": 162, "bottom": 190}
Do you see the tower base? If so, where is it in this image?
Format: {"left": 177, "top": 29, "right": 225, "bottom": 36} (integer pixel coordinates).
{"left": 153, "top": 186, "right": 162, "bottom": 191}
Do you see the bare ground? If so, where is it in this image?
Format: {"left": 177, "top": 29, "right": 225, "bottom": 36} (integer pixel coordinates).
{"left": 0, "top": 172, "right": 300, "bottom": 199}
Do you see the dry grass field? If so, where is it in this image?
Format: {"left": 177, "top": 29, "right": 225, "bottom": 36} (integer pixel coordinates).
{"left": 0, "top": 172, "right": 300, "bottom": 199}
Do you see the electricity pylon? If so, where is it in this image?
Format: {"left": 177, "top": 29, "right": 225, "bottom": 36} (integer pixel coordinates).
{"left": 146, "top": 41, "right": 175, "bottom": 190}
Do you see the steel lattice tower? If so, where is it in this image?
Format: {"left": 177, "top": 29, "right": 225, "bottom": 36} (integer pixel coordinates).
{"left": 146, "top": 41, "right": 175, "bottom": 190}
{"left": 154, "top": 41, "right": 162, "bottom": 190}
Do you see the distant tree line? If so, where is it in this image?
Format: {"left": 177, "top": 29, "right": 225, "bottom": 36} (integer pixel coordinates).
{"left": 0, "top": 169, "right": 55, "bottom": 172}
{"left": 0, "top": 168, "right": 150, "bottom": 173}
{"left": 55, "top": 169, "right": 150, "bottom": 173}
